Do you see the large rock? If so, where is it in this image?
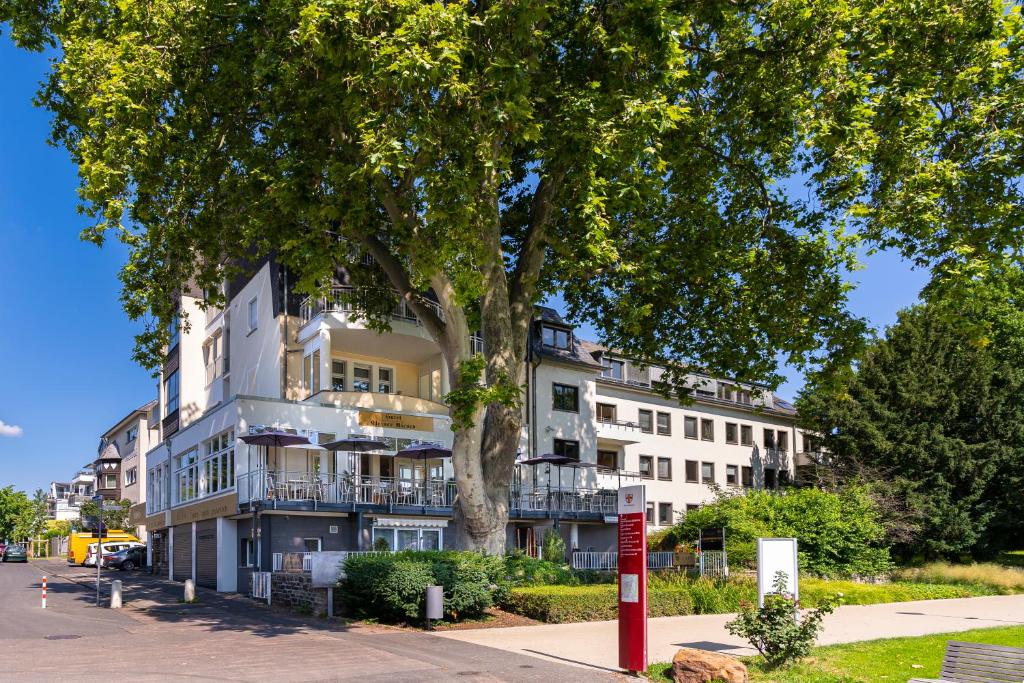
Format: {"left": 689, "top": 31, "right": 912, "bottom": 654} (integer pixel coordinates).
{"left": 671, "top": 648, "right": 748, "bottom": 683}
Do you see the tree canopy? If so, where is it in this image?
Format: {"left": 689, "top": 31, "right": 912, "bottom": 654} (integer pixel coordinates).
{"left": 798, "top": 267, "right": 1024, "bottom": 558}
{"left": 3, "top": 0, "right": 1022, "bottom": 549}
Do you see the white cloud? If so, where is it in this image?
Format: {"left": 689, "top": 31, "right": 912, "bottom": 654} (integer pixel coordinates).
{"left": 0, "top": 421, "right": 23, "bottom": 437}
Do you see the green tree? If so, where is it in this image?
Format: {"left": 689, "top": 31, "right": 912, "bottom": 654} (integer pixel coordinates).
{"left": 798, "top": 268, "right": 1024, "bottom": 558}
{"left": 3, "top": 0, "right": 1022, "bottom": 551}
{"left": 13, "top": 489, "right": 49, "bottom": 544}
{"left": 79, "top": 499, "right": 135, "bottom": 535}
{"left": 0, "top": 486, "right": 32, "bottom": 542}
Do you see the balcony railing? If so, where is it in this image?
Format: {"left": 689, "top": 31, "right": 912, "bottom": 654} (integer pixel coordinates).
{"left": 238, "top": 469, "right": 458, "bottom": 508}
{"left": 596, "top": 417, "right": 640, "bottom": 430}
{"left": 570, "top": 551, "right": 676, "bottom": 571}
{"left": 271, "top": 550, "right": 392, "bottom": 574}
{"left": 238, "top": 469, "right": 619, "bottom": 515}
{"left": 299, "top": 286, "right": 445, "bottom": 326}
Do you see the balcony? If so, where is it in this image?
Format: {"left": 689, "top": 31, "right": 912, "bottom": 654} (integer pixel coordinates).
{"left": 299, "top": 286, "right": 444, "bottom": 326}
{"left": 236, "top": 469, "right": 618, "bottom": 519}
{"left": 595, "top": 417, "right": 642, "bottom": 446}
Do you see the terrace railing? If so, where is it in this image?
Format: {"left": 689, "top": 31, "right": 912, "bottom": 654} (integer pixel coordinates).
{"left": 238, "top": 469, "right": 458, "bottom": 508}
{"left": 299, "top": 285, "right": 445, "bottom": 326}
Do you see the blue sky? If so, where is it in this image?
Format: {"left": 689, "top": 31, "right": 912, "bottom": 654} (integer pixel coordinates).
{"left": 0, "top": 39, "right": 930, "bottom": 493}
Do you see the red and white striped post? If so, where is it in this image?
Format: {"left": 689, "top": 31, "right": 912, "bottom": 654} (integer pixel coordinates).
{"left": 41, "top": 576, "right": 47, "bottom": 609}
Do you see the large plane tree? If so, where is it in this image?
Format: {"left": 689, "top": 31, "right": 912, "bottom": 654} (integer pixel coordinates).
{"left": 3, "top": 0, "right": 1021, "bottom": 551}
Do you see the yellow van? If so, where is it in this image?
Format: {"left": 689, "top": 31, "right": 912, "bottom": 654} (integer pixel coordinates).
{"left": 68, "top": 530, "right": 140, "bottom": 566}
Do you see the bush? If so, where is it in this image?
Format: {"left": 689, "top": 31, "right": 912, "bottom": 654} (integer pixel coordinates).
{"left": 501, "top": 584, "right": 694, "bottom": 623}
{"left": 503, "top": 551, "right": 611, "bottom": 587}
{"left": 725, "top": 572, "right": 838, "bottom": 668}
{"left": 541, "top": 529, "right": 566, "bottom": 563}
{"left": 340, "top": 550, "right": 508, "bottom": 623}
{"left": 661, "top": 486, "right": 893, "bottom": 577}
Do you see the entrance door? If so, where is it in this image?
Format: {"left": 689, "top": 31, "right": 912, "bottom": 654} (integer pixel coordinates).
{"left": 195, "top": 520, "right": 217, "bottom": 589}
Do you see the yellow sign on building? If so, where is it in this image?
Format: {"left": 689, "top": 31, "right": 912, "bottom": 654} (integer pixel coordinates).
{"left": 358, "top": 411, "right": 434, "bottom": 431}
{"left": 170, "top": 493, "right": 239, "bottom": 526}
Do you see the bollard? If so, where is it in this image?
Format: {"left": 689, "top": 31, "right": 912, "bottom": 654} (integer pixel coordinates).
{"left": 41, "top": 576, "right": 47, "bottom": 609}
{"left": 110, "top": 580, "right": 122, "bottom": 609}
{"left": 184, "top": 579, "right": 196, "bottom": 603}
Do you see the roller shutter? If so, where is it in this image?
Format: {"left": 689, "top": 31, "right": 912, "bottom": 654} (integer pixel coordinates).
{"left": 151, "top": 532, "right": 167, "bottom": 574}
{"left": 195, "top": 520, "right": 218, "bottom": 590}
{"left": 172, "top": 524, "right": 192, "bottom": 582}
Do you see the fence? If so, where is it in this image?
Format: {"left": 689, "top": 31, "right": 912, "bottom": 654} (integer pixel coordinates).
{"left": 699, "top": 550, "right": 728, "bottom": 579}
{"left": 570, "top": 551, "right": 677, "bottom": 571}
{"left": 251, "top": 571, "right": 272, "bottom": 604}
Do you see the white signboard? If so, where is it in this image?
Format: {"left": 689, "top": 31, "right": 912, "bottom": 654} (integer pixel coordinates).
{"left": 757, "top": 537, "right": 798, "bottom": 607}
{"left": 310, "top": 551, "right": 348, "bottom": 588}
{"left": 617, "top": 485, "right": 646, "bottom": 515}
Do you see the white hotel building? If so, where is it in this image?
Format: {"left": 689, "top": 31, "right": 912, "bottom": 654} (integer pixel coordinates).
{"left": 142, "top": 257, "right": 813, "bottom": 593}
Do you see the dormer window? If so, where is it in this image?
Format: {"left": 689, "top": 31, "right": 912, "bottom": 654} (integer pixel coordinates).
{"left": 542, "top": 325, "right": 571, "bottom": 350}
{"left": 602, "top": 358, "right": 625, "bottom": 381}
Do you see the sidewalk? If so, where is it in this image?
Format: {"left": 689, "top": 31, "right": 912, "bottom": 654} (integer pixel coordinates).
{"left": 434, "top": 594, "right": 1024, "bottom": 672}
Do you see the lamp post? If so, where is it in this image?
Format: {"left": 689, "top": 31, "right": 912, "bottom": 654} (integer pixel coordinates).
{"left": 91, "top": 494, "right": 104, "bottom": 607}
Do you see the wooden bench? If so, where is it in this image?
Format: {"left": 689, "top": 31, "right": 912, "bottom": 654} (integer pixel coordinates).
{"left": 909, "top": 641, "right": 1024, "bottom": 683}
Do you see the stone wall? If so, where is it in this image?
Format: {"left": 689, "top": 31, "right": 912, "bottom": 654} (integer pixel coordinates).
{"left": 270, "top": 572, "right": 342, "bottom": 617}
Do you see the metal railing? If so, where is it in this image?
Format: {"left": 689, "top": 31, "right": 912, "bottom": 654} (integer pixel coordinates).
{"left": 700, "top": 550, "right": 728, "bottom": 579}
{"left": 596, "top": 417, "right": 640, "bottom": 430}
{"left": 251, "top": 571, "right": 272, "bottom": 604}
{"left": 299, "top": 286, "right": 445, "bottom": 325}
{"left": 509, "top": 486, "right": 618, "bottom": 515}
{"left": 238, "top": 469, "right": 458, "bottom": 508}
{"left": 271, "top": 552, "right": 313, "bottom": 572}
{"left": 570, "top": 551, "right": 677, "bottom": 571}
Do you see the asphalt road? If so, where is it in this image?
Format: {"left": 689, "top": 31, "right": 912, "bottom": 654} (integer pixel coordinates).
{"left": 1, "top": 561, "right": 621, "bottom": 682}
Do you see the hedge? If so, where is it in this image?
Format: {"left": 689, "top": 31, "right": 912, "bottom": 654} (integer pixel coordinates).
{"left": 501, "top": 585, "right": 694, "bottom": 623}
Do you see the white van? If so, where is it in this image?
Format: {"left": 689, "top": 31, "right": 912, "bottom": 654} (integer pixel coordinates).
{"left": 83, "top": 541, "right": 144, "bottom": 567}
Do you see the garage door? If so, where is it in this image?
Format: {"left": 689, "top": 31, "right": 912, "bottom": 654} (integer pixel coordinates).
{"left": 151, "top": 532, "right": 167, "bottom": 573}
{"left": 172, "top": 524, "right": 192, "bottom": 582}
{"left": 195, "top": 520, "right": 217, "bottom": 590}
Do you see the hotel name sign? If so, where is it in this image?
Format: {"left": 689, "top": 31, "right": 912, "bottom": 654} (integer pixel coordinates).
{"left": 358, "top": 411, "right": 434, "bottom": 432}
{"left": 170, "top": 493, "right": 239, "bottom": 526}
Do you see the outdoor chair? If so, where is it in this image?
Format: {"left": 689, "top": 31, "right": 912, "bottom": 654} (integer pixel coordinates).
{"left": 394, "top": 481, "right": 415, "bottom": 505}
{"left": 908, "top": 641, "right": 1024, "bottom": 683}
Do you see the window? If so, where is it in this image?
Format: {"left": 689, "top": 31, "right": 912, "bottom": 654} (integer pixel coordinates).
{"left": 684, "top": 416, "right": 698, "bottom": 439}
{"left": 765, "top": 468, "right": 778, "bottom": 489}
{"left": 685, "top": 460, "right": 698, "bottom": 483}
{"left": 353, "top": 364, "right": 371, "bottom": 392}
{"left": 126, "top": 425, "right": 139, "bottom": 443}
{"left": 657, "top": 412, "right": 671, "bottom": 436}
{"left": 104, "top": 474, "right": 117, "bottom": 489}
{"left": 378, "top": 367, "right": 393, "bottom": 394}
{"left": 638, "top": 410, "right": 653, "bottom": 433}
{"left": 167, "top": 315, "right": 180, "bottom": 350}
{"left": 372, "top": 526, "right": 443, "bottom": 551}
{"left": 239, "top": 538, "right": 254, "bottom": 567}
{"left": 602, "top": 358, "right": 625, "bottom": 381}
{"left": 686, "top": 504, "right": 700, "bottom": 513}
{"left": 303, "top": 538, "right": 322, "bottom": 553}
{"left": 700, "top": 418, "right": 714, "bottom": 441}
{"left": 726, "top": 465, "right": 739, "bottom": 486}
{"left": 776, "top": 431, "right": 789, "bottom": 452}
{"left": 741, "top": 466, "right": 753, "bottom": 488}
{"left": 203, "top": 334, "right": 222, "bottom": 384}
{"left": 763, "top": 428, "right": 777, "bottom": 449}
{"left": 657, "top": 457, "right": 672, "bottom": 481}
{"left": 740, "top": 425, "right": 753, "bottom": 446}
{"left": 597, "top": 450, "right": 618, "bottom": 470}
{"left": 553, "top": 439, "right": 580, "bottom": 461}
{"left": 552, "top": 383, "right": 579, "bottom": 412}
{"left": 197, "top": 429, "right": 235, "bottom": 499}
{"left": 725, "top": 422, "right": 738, "bottom": 444}
{"left": 701, "top": 462, "right": 715, "bottom": 484}
{"left": 124, "top": 467, "right": 137, "bottom": 486}
{"left": 658, "top": 503, "right": 673, "bottom": 526}
{"left": 164, "top": 370, "right": 179, "bottom": 416}
{"left": 303, "top": 349, "right": 320, "bottom": 398}
{"left": 596, "top": 403, "right": 617, "bottom": 423}
{"left": 541, "top": 325, "right": 571, "bottom": 350}
{"left": 331, "top": 360, "right": 346, "bottom": 391}
{"left": 248, "top": 297, "right": 258, "bottom": 332}
{"left": 639, "top": 455, "right": 654, "bottom": 479}
{"left": 716, "top": 383, "right": 752, "bottom": 404}
{"left": 645, "top": 502, "right": 655, "bottom": 525}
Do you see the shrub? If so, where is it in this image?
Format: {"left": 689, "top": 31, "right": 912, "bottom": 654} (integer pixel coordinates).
{"left": 501, "top": 584, "right": 694, "bottom": 623}
{"left": 541, "top": 529, "right": 566, "bottom": 563}
{"left": 503, "top": 551, "right": 611, "bottom": 586}
{"left": 664, "top": 486, "right": 893, "bottom": 577}
{"left": 725, "top": 572, "right": 838, "bottom": 668}
{"left": 340, "top": 550, "right": 509, "bottom": 623}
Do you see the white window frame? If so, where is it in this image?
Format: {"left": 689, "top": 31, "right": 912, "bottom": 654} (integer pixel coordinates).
{"left": 331, "top": 360, "right": 346, "bottom": 391}
{"left": 352, "top": 363, "right": 372, "bottom": 393}
{"left": 371, "top": 526, "right": 443, "bottom": 551}
{"left": 239, "top": 538, "right": 254, "bottom": 567}
{"left": 248, "top": 297, "right": 258, "bottom": 333}
{"left": 124, "top": 467, "right": 138, "bottom": 486}
{"left": 377, "top": 366, "right": 394, "bottom": 394}
{"left": 302, "top": 537, "right": 322, "bottom": 553}
{"left": 164, "top": 370, "right": 179, "bottom": 416}
{"left": 126, "top": 425, "right": 139, "bottom": 443}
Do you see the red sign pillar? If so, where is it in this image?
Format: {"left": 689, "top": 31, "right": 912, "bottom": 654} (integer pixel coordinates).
{"left": 618, "top": 484, "right": 647, "bottom": 673}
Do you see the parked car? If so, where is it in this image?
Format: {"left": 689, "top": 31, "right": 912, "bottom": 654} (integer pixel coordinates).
{"left": 0, "top": 543, "right": 7, "bottom": 559}
{"left": 2, "top": 544, "right": 28, "bottom": 563}
{"left": 102, "top": 545, "right": 147, "bottom": 571}
{"left": 68, "top": 531, "right": 141, "bottom": 566}
{"left": 84, "top": 541, "right": 144, "bottom": 567}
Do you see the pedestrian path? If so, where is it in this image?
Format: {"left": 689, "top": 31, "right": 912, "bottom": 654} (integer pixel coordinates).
{"left": 433, "top": 594, "right": 1024, "bottom": 672}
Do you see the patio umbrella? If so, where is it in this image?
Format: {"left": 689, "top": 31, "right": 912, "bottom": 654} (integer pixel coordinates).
{"left": 518, "top": 453, "right": 576, "bottom": 501}
{"left": 321, "top": 437, "right": 390, "bottom": 480}
{"left": 396, "top": 443, "right": 453, "bottom": 484}
{"left": 239, "top": 431, "right": 313, "bottom": 474}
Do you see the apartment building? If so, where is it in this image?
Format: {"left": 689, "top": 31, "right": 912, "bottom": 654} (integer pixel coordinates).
{"left": 47, "top": 471, "right": 95, "bottom": 521}
{"left": 142, "top": 257, "right": 810, "bottom": 593}
{"left": 93, "top": 400, "right": 160, "bottom": 535}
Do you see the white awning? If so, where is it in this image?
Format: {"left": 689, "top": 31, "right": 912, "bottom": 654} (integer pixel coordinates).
{"left": 371, "top": 517, "right": 448, "bottom": 529}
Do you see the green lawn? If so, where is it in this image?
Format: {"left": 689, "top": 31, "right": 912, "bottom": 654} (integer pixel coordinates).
{"left": 645, "top": 625, "right": 1024, "bottom": 682}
